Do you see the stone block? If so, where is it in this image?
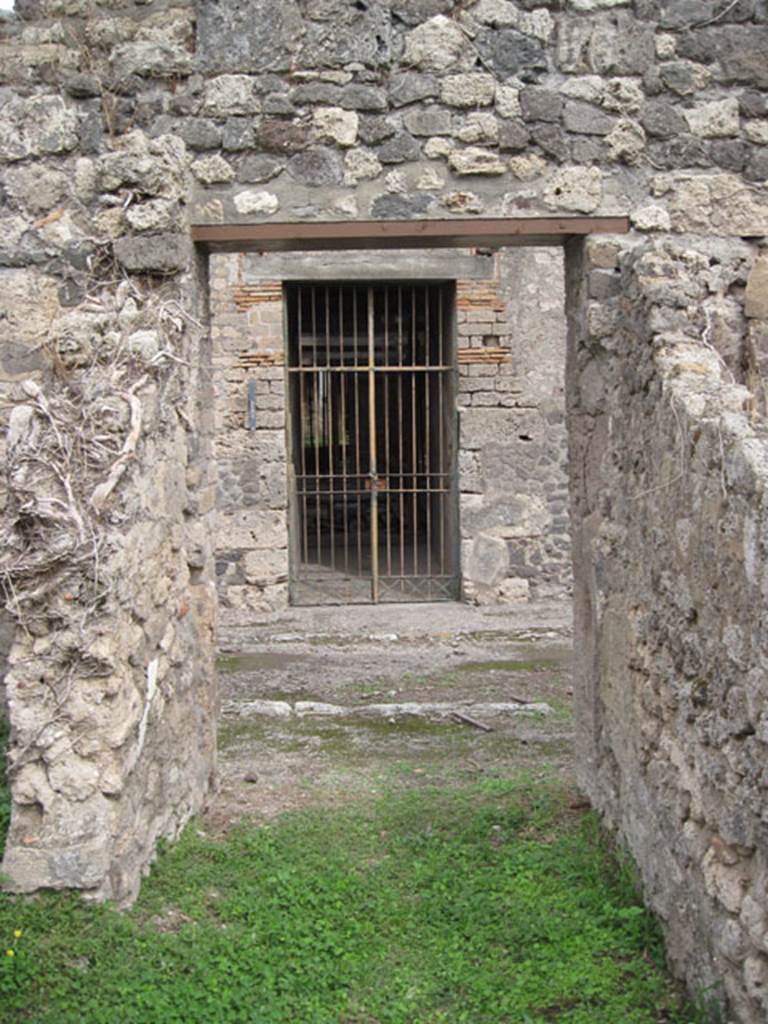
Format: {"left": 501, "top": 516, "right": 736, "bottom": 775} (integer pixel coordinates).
{"left": 464, "top": 533, "right": 509, "bottom": 589}
{"left": 440, "top": 74, "right": 496, "bottom": 109}
{"left": 684, "top": 98, "right": 740, "bottom": 139}
{"left": 448, "top": 147, "right": 506, "bottom": 176}
{"left": 543, "top": 165, "right": 602, "bottom": 213}
{"left": 746, "top": 256, "right": 768, "bottom": 319}
{"left": 402, "top": 15, "right": 477, "bottom": 72}
{"left": 113, "top": 234, "right": 189, "bottom": 275}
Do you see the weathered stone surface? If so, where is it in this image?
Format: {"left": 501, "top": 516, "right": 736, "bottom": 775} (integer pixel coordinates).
{"left": 520, "top": 87, "right": 563, "bottom": 123}
{"left": 440, "top": 74, "right": 496, "bottom": 109}
{"left": 745, "top": 256, "right": 768, "bottom": 319}
{"left": 312, "top": 107, "right": 359, "bottom": 147}
{"left": 339, "top": 85, "right": 387, "bottom": 112}
{"left": 455, "top": 112, "right": 499, "bottom": 145}
{"left": 192, "top": 154, "right": 235, "bottom": 184}
{"left": 641, "top": 100, "right": 688, "bottom": 139}
{"left": 654, "top": 172, "right": 768, "bottom": 235}
{"left": 587, "top": 12, "right": 655, "bottom": 76}
{"left": 684, "top": 98, "right": 740, "bottom": 139}
{"left": 563, "top": 100, "right": 615, "bottom": 135}
{"left": 495, "top": 84, "right": 521, "bottom": 119}
{"left": 377, "top": 132, "right": 422, "bottom": 164}
{"left": 403, "top": 107, "right": 452, "bottom": 137}
{"left": 113, "top": 233, "right": 189, "bottom": 274}
{"left": 177, "top": 118, "right": 222, "bottom": 151}
{"left": 111, "top": 41, "right": 193, "bottom": 79}
{"left": 0, "top": 95, "right": 78, "bottom": 161}
{"left": 233, "top": 190, "right": 280, "bottom": 216}
{"left": 475, "top": 27, "right": 547, "bottom": 75}
{"left": 605, "top": 118, "right": 646, "bottom": 164}
{"left": 222, "top": 118, "right": 254, "bottom": 151}
{"left": 287, "top": 146, "right": 343, "bottom": 185}
{"left": 237, "top": 154, "right": 284, "bottom": 183}
{"left": 498, "top": 119, "right": 531, "bottom": 151}
{"left": 203, "top": 75, "right": 261, "bottom": 117}
{"left": 465, "top": 534, "right": 509, "bottom": 588}
{"left": 402, "top": 15, "right": 476, "bottom": 72}
{"left": 371, "top": 192, "right": 432, "bottom": 219}
{"left": 388, "top": 71, "right": 439, "bottom": 108}
{"left": 543, "top": 165, "right": 602, "bottom": 212}
{"left": 448, "top": 147, "right": 507, "bottom": 176}
{"left": 343, "top": 147, "right": 383, "bottom": 184}
{"left": 533, "top": 124, "right": 569, "bottom": 162}
{"left": 255, "top": 119, "right": 309, "bottom": 155}
{"left": 680, "top": 26, "right": 768, "bottom": 89}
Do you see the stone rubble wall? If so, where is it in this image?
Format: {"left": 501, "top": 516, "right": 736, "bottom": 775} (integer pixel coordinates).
{"left": 0, "top": 44, "right": 219, "bottom": 901}
{"left": 569, "top": 235, "right": 768, "bottom": 1023}
{"left": 209, "top": 246, "right": 569, "bottom": 620}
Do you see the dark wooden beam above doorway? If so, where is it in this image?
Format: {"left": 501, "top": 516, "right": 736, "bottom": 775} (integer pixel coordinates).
{"left": 191, "top": 216, "right": 630, "bottom": 254}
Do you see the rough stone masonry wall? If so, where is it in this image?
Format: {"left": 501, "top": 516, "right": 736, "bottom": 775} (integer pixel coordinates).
{"left": 1, "top": 0, "right": 768, "bottom": 1012}
{"left": 0, "top": 33, "right": 219, "bottom": 901}
{"left": 209, "top": 246, "right": 569, "bottom": 619}
{"left": 569, "top": 235, "right": 768, "bottom": 1023}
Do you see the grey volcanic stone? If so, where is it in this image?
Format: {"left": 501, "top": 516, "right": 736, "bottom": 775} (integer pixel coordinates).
{"left": 641, "top": 100, "right": 688, "bottom": 139}
{"left": 237, "top": 154, "right": 284, "bottom": 183}
{"left": 520, "top": 88, "right": 563, "bottom": 123}
{"left": 114, "top": 233, "right": 188, "bottom": 274}
{"left": 359, "top": 115, "right": 396, "bottom": 145}
{"left": 197, "top": 0, "right": 300, "bottom": 72}
{"left": 658, "top": 0, "right": 755, "bottom": 26}
{"left": 647, "top": 135, "right": 712, "bottom": 169}
{"left": 255, "top": 119, "right": 309, "bottom": 155}
{"left": 222, "top": 118, "right": 254, "bottom": 151}
{"left": 263, "top": 94, "right": 295, "bottom": 115}
{"left": 388, "top": 72, "right": 439, "bottom": 108}
{"left": 710, "top": 140, "right": 748, "bottom": 173}
{"left": 291, "top": 83, "right": 342, "bottom": 106}
{"left": 745, "top": 148, "right": 768, "bottom": 182}
{"left": 572, "top": 137, "right": 604, "bottom": 163}
{"left": 371, "top": 193, "right": 432, "bottom": 219}
{"left": 532, "top": 124, "right": 569, "bottom": 162}
{"left": 475, "top": 28, "right": 546, "bottom": 77}
{"left": 391, "top": 0, "right": 453, "bottom": 26}
{"left": 177, "top": 118, "right": 222, "bottom": 151}
{"left": 377, "top": 132, "right": 422, "bottom": 164}
{"left": 740, "top": 91, "right": 767, "bottom": 118}
{"left": 588, "top": 13, "right": 655, "bottom": 76}
{"left": 498, "top": 119, "right": 531, "bottom": 151}
{"left": 340, "top": 85, "right": 387, "bottom": 112}
{"left": 403, "top": 107, "right": 451, "bottom": 137}
{"left": 287, "top": 146, "right": 343, "bottom": 186}
{"left": 563, "top": 100, "right": 615, "bottom": 135}
{"left": 64, "top": 74, "right": 101, "bottom": 99}
{"left": 678, "top": 27, "right": 768, "bottom": 87}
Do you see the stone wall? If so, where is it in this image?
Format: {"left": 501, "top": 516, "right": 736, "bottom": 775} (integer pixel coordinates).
{"left": 209, "top": 246, "right": 569, "bottom": 619}
{"left": 1, "top": 1, "right": 768, "bottom": 1014}
{"left": 569, "top": 235, "right": 768, "bottom": 1023}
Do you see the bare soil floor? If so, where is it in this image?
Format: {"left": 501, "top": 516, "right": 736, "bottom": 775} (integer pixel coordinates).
{"left": 205, "top": 599, "right": 576, "bottom": 834}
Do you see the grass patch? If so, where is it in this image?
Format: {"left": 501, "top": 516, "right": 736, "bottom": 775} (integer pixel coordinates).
{"left": 0, "top": 778, "right": 700, "bottom": 1024}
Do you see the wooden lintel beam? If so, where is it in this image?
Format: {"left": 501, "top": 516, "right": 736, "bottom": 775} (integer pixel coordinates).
{"left": 190, "top": 216, "right": 630, "bottom": 254}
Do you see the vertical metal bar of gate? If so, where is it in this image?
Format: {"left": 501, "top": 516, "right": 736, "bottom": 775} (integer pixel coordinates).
{"left": 367, "top": 285, "right": 379, "bottom": 603}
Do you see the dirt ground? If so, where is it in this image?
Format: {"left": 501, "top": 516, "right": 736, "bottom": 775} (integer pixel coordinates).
{"left": 204, "top": 599, "right": 576, "bottom": 833}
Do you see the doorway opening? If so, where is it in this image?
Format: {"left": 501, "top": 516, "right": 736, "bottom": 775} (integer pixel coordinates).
{"left": 286, "top": 281, "right": 459, "bottom": 605}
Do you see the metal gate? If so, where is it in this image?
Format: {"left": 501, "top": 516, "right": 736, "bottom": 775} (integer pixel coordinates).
{"left": 286, "top": 281, "right": 458, "bottom": 605}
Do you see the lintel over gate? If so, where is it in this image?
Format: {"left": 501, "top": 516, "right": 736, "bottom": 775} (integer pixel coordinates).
{"left": 191, "top": 216, "right": 630, "bottom": 254}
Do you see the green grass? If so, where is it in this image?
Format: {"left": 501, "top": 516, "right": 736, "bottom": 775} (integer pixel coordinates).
{"left": 0, "top": 777, "right": 701, "bottom": 1024}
